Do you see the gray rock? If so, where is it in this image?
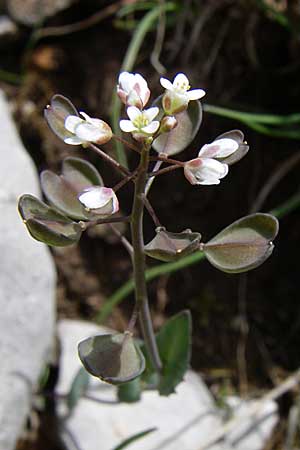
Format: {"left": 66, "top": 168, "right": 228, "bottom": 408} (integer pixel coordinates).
{"left": 57, "top": 319, "right": 278, "bottom": 450}
{"left": 7, "top": 0, "right": 78, "bottom": 25}
{"left": 0, "top": 15, "right": 17, "bottom": 37}
{"left": 0, "top": 90, "right": 56, "bottom": 450}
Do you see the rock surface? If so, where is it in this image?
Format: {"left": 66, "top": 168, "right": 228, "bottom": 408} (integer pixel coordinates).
{"left": 57, "top": 319, "right": 278, "bottom": 450}
{"left": 0, "top": 90, "right": 56, "bottom": 450}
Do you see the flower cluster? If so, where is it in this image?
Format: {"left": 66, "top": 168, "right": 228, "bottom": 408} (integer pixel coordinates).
{"left": 117, "top": 71, "right": 206, "bottom": 142}
{"left": 44, "top": 72, "right": 248, "bottom": 187}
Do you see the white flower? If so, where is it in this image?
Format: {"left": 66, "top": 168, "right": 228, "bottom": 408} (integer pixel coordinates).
{"left": 78, "top": 186, "right": 119, "bottom": 216}
{"left": 160, "top": 73, "right": 205, "bottom": 114}
{"left": 119, "top": 106, "right": 160, "bottom": 138}
{"left": 64, "top": 112, "right": 112, "bottom": 145}
{"left": 117, "top": 72, "right": 150, "bottom": 109}
{"left": 184, "top": 138, "right": 238, "bottom": 185}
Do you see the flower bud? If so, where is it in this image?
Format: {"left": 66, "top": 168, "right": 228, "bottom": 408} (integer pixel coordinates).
{"left": 117, "top": 72, "right": 150, "bottom": 109}
{"left": 159, "top": 116, "right": 177, "bottom": 133}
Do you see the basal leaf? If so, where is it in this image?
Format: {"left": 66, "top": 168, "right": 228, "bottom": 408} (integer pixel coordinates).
{"left": 117, "top": 378, "right": 142, "bottom": 403}
{"left": 157, "top": 310, "right": 192, "bottom": 396}
{"left": 112, "top": 428, "right": 157, "bottom": 450}
{"left": 67, "top": 367, "right": 90, "bottom": 411}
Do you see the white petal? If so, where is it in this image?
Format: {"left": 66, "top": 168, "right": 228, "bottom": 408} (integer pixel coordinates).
{"left": 199, "top": 139, "right": 238, "bottom": 159}
{"left": 111, "top": 194, "right": 119, "bottom": 214}
{"left": 160, "top": 77, "right": 173, "bottom": 90}
{"left": 144, "top": 107, "right": 159, "bottom": 122}
{"left": 118, "top": 72, "right": 135, "bottom": 92}
{"left": 187, "top": 89, "right": 206, "bottom": 100}
{"left": 79, "top": 187, "right": 113, "bottom": 209}
{"left": 142, "top": 121, "right": 160, "bottom": 134}
{"left": 218, "top": 163, "right": 228, "bottom": 179}
{"left": 65, "top": 115, "right": 83, "bottom": 133}
{"left": 187, "top": 158, "right": 228, "bottom": 185}
{"left": 64, "top": 135, "right": 83, "bottom": 145}
{"left": 127, "top": 106, "right": 141, "bottom": 122}
{"left": 212, "top": 138, "right": 239, "bottom": 157}
{"left": 119, "top": 120, "right": 137, "bottom": 133}
{"left": 79, "top": 111, "right": 91, "bottom": 121}
{"left": 198, "top": 178, "right": 221, "bottom": 185}
{"left": 74, "top": 122, "right": 104, "bottom": 142}
{"left": 79, "top": 112, "right": 108, "bottom": 129}
{"left": 200, "top": 158, "right": 228, "bottom": 178}
{"left": 173, "top": 73, "right": 189, "bottom": 86}
{"left": 134, "top": 73, "right": 148, "bottom": 91}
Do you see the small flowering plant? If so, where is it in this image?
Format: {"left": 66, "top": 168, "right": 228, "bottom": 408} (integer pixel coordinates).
{"left": 19, "top": 72, "right": 278, "bottom": 397}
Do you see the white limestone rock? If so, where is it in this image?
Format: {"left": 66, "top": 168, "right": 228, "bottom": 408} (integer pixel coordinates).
{"left": 0, "top": 90, "right": 56, "bottom": 450}
{"left": 57, "top": 319, "right": 278, "bottom": 450}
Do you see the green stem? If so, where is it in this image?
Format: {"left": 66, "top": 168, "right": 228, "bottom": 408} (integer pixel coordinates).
{"left": 130, "top": 144, "right": 162, "bottom": 371}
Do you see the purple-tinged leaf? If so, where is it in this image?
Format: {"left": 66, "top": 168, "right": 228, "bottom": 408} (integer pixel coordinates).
{"left": 203, "top": 213, "right": 279, "bottom": 273}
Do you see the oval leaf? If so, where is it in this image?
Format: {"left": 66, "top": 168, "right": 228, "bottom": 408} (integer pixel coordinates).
{"left": 145, "top": 228, "right": 201, "bottom": 262}
{"left": 152, "top": 99, "right": 202, "bottom": 155}
{"left": 18, "top": 194, "right": 82, "bottom": 246}
{"left": 78, "top": 333, "right": 145, "bottom": 384}
{"left": 203, "top": 213, "right": 279, "bottom": 273}
{"left": 44, "top": 94, "right": 78, "bottom": 141}
{"left": 41, "top": 157, "right": 104, "bottom": 220}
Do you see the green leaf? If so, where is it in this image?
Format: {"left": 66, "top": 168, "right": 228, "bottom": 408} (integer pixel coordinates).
{"left": 152, "top": 99, "right": 202, "bottom": 155}
{"left": 145, "top": 228, "right": 201, "bottom": 262}
{"left": 157, "top": 310, "right": 192, "bottom": 396}
{"left": 67, "top": 367, "right": 90, "bottom": 411}
{"left": 117, "top": 378, "right": 142, "bottom": 403}
{"left": 78, "top": 332, "right": 145, "bottom": 385}
{"left": 44, "top": 94, "right": 78, "bottom": 141}
{"left": 41, "top": 157, "right": 104, "bottom": 220}
{"left": 18, "top": 194, "right": 82, "bottom": 247}
{"left": 203, "top": 213, "right": 279, "bottom": 273}
{"left": 214, "top": 130, "right": 249, "bottom": 166}
{"left": 112, "top": 428, "right": 157, "bottom": 450}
